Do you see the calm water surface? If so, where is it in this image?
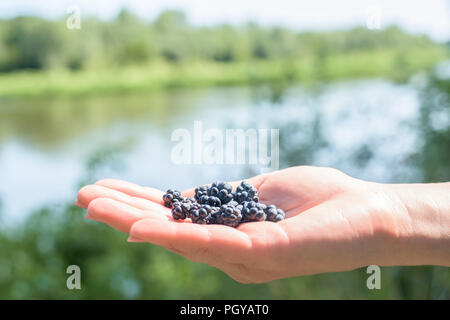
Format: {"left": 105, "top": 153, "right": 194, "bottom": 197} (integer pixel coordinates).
{"left": 0, "top": 79, "right": 425, "bottom": 222}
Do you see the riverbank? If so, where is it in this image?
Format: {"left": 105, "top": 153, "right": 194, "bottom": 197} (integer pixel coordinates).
{"left": 0, "top": 47, "right": 447, "bottom": 98}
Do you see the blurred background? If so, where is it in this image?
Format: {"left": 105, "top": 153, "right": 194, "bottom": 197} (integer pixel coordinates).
{"left": 0, "top": 0, "right": 449, "bottom": 299}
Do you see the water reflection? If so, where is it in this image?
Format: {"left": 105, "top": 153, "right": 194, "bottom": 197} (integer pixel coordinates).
{"left": 0, "top": 89, "right": 207, "bottom": 149}
{"left": 0, "top": 75, "right": 449, "bottom": 220}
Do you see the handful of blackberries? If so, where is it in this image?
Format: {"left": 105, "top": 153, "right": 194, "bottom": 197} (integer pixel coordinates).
{"left": 162, "top": 181, "right": 285, "bottom": 228}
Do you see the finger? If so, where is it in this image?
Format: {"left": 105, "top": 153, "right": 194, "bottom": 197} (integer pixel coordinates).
{"left": 95, "top": 179, "right": 164, "bottom": 204}
{"left": 87, "top": 198, "right": 169, "bottom": 233}
{"left": 77, "top": 184, "right": 170, "bottom": 217}
{"left": 129, "top": 218, "right": 252, "bottom": 264}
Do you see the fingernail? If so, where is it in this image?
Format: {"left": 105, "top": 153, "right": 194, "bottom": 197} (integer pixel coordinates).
{"left": 127, "top": 237, "right": 145, "bottom": 243}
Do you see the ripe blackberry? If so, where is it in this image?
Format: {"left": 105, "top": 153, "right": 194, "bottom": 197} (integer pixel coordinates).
{"left": 171, "top": 202, "right": 185, "bottom": 220}
{"left": 198, "top": 195, "right": 222, "bottom": 207}
{"left": 264, "top": 205, "right": 286, "bottom": 222}
{"left": 227, "top": 200, "right": 239, "bottom": 207}
{"left": 216, "top": 204, "right": 243, "bottom": 227}
{"left": 241, "top": 201, "right": 266, "bottom": 222}
{"left": 163, "top": 189, "right": 184, "bottom": 208}
{"left": 234, "top": 181, "right": 259, "bottom": 204}
{"left": 167, "top": 179, "right": 284, "bottom": 228}
{"left": 189, "top": 204, "right": 220, "bottom": 224}
{"left": 194, "top": 185, "right": 209, "bottom": 202}
{"left": 171, "top": 198, "right": 196, "bottom": 220}
{"left": 208, "top": 181, "right": 233, "bottom": 204}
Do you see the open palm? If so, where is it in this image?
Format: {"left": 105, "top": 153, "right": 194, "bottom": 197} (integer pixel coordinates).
{"left": 76, "top": 166, "right": 404, "bottom": 283}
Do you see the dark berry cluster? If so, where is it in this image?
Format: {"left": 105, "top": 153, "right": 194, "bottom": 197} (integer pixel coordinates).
{"left": 209, "top": 181, "right": 233, "bottom": 204}
{"left": 162, "top": 181, "right": 285, "bottom": 228}
{"left": 264, "top": 205, "right": 286, "bottom": 222}
{"left": 241, "top": 201, "right": 266, "bottom": 222}
{"left": 234, "top": 181, "right": 259, "bottom": 203}
{"left": 190, "top": 204, "right": 219, "bottom": 225}
{"left": 162, "top": 189, "right": 184, "bottom": 208}
{"left": 217, "top": 203, "right": 243, "bottom": 227}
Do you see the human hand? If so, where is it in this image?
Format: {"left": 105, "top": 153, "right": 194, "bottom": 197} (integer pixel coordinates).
{"left": 75, "top": 166, "right": 450, "bottom": 283}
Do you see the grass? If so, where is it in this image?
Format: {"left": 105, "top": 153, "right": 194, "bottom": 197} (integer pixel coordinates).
{"left": 0, "top": 47, "right": 448, "bottom": 98}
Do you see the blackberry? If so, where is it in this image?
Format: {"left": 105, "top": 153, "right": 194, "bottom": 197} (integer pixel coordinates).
{"left": 194, "top": 185, "right": 209, "bottom": 202}
{"left": 171, "top": 198, "right": 196, "bottom": 220}
{"left": 171, "top": 202, "right": 185, "bottom": 220}
{"left": 227, "top": 200, "right": 239, "bottom": 207}
{"left": 198, "top": 195, "right": 222, "bottom": 207}
{"left": 163, "top": 189, "right": 184, "bottom": 208}
{"left": 189, "top": 204, "right": 220, "bottom": 224}
{"left": 166, "top": 179, "right": 283, "bottom": 228}
{"left": 264, "top": 205, "right": 286, "bottom": 222}
{"left": 208, "top": 181, "right": 233, "bottom": 204}
{"left": 234, "top": 181, "right": 259, "bottom": 204}
{"left": 241, "top": 201, "right": 266, "bottom": 222}
{"left": 216, "top": 204, "right": 243, "bottom": 227}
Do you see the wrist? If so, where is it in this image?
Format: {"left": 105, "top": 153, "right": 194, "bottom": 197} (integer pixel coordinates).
{"left": 379, "top": 182, "right": 450, "bottom": 267}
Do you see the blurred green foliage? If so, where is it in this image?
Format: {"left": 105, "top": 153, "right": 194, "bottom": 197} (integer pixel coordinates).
{"left": 0, "top": 9, "right": 441, "bottom": 70}
{"left": 412, "top": 74, "right": 450, "bottom": 182}
{"left": 0, "top": 10, "right": 448, "bottom": 97}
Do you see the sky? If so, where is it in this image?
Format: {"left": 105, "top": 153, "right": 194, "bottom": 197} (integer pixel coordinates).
{"left": 0, "top": 0, "right": 449, "bottom": 42}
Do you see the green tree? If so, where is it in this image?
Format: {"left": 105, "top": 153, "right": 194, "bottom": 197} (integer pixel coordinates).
{"left": 7, "top": 17, "right": 66, "bottom": 69}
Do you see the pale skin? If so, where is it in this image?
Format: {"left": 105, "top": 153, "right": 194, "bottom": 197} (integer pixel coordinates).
{"left": 75, "top": 166, "right": 450, "bottom": 283}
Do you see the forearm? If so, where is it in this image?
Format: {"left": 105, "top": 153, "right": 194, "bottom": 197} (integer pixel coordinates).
{"left": 384, "top": 182, "right": 450, "bottom": 267}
